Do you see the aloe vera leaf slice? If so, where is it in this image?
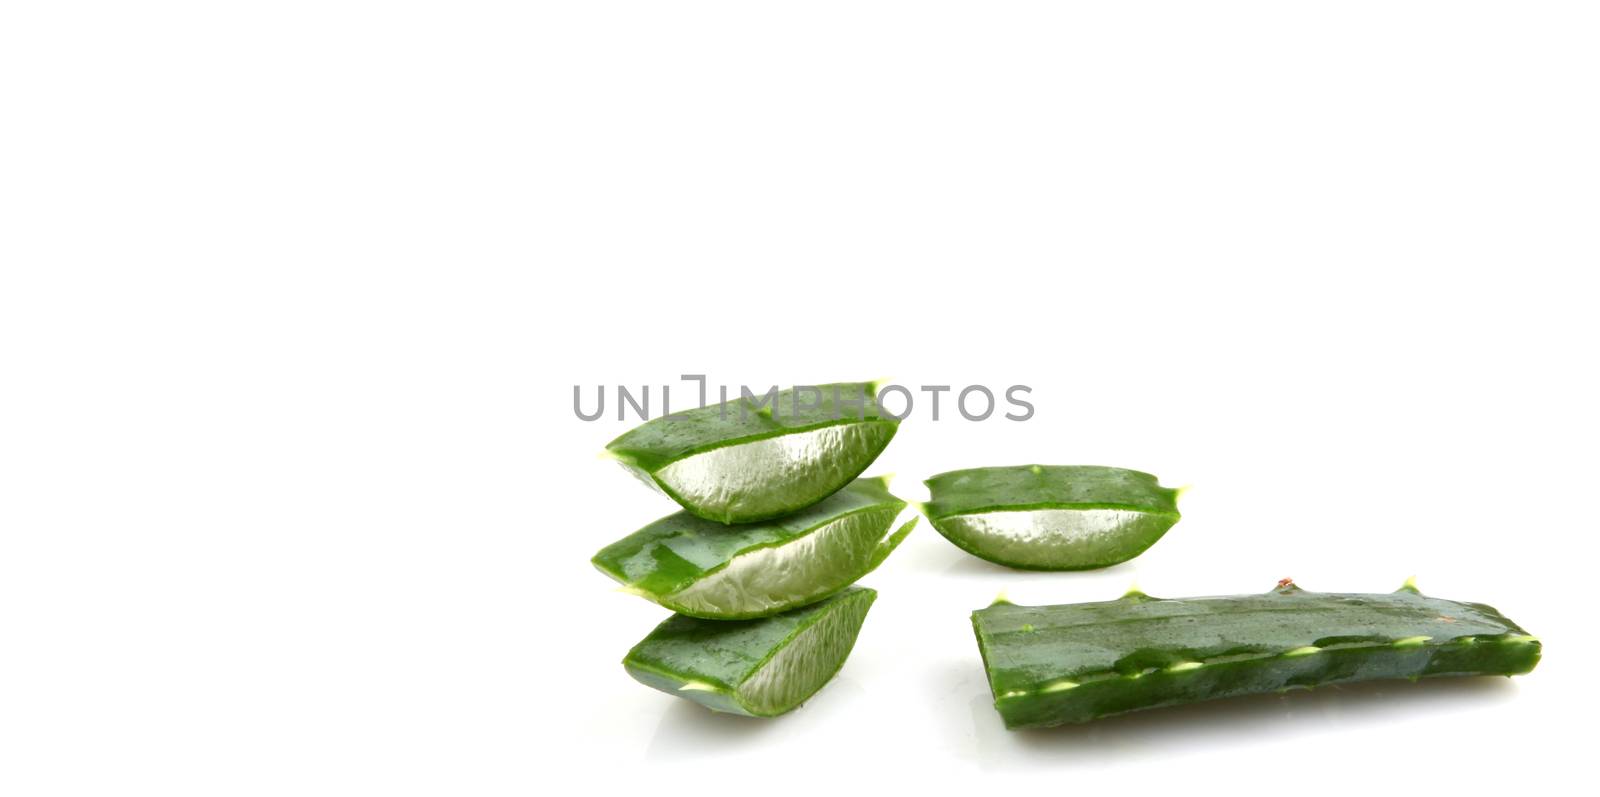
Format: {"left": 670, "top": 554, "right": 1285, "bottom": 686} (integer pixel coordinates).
{"left": 592, "top": 477, "right": 916, "bottom": 619}
{"left": 923, "top": 465, "right": 1180, "bottom": 570}
{"left": 971, "top": 581, "right": 1542, "bottom": 729}
{"left": 606, "top": 382, "right": 898, "bottom": 523}
{"left": 623, "top": 586, "right": 877, "bottom": 717}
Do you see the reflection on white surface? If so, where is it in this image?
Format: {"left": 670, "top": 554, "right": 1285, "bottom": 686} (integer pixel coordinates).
{"left": 614, "top": 531, "right": 1551, "bottom": 777}
{"left": 641, "top": 649, "right": 1525, "bottom": 769}
{"left": 961, "top": 675, "right": 1523, "bottom": 767}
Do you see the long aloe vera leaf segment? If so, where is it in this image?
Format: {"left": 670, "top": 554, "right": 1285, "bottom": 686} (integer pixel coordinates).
{"left": 971, "top": 581, "right": 1542, "bottom": 729}
{"left": 593, "top": 477, "right": 916, "bottom": 619}
{"left": 924, "top": 465, "right": 1180, "bottom": 570}
{"left": 624, "top": 586, "right": 877, "bottom": 718}
{"left": 607, "top": 382, "right": 898, "bottom": 524}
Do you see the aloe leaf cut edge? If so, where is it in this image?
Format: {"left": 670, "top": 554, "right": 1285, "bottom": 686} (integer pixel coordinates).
{"left": 607, "top": 382, "right": 898, "bottom": 524}
{"left": 624, "top": 586, "right": 878, "bottom": 718}
{"left": 924, "top": 464, "right": 1180, "bottom": 570}
{"left": 971, "top": 580, "right": 1541, "bottom": 729}
{"left": 592, "top": 477, "right": 916, "bottom": 620}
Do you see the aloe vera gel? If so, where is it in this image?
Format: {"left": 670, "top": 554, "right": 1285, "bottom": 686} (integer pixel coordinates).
{"left": 593, "top": 478, "right": 916, "bottom": 619}
{"left": 607, "top": 382, "right": 897, "bottom": 524}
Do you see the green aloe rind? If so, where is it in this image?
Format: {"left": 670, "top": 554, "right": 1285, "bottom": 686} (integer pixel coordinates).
{"left": 592, "top": 477, "right": 916, "bottom": 620}
{"left": 923, "top": 464, "right": 1180, "bottom": 570}
{"left": 624, "top": 586, "right": 878, "bottom": 718}
{"left": 971, "top": 581, "right": 1542, "bottom": 729}
{"left": 606, "top": 382, "right": 898, "bottom": 524}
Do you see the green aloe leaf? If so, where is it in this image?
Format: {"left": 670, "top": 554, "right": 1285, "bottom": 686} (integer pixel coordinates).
{"left": 606, "top": 382, "right": 898, "bottom": 524}
{"left": 923, "top": 465, "right": 1180, "bottom": 570}
{"left": 623, "top": 586, "right": 877, "bottom": 718}
{"left": 971, "top": 581, "right": 1541, "bottom": 728}
{"left": 593, "top": 477, "right": 915, "bottom": 620}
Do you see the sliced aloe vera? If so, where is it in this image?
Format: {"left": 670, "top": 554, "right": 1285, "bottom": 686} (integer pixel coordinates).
{"left": 972, "top": 581, "right": 1542, "bottom": 729}
{"left": 606, "top": 382, "right": 898, "bottom": 523}
{"left": 923, "top": 465, "right": 1180, "bottom": 570}
{"left": 623, "top": 586, "right": 877, "bottom": 717}
{"left": 592, "top": 477, "right": 916, "bottom": 619}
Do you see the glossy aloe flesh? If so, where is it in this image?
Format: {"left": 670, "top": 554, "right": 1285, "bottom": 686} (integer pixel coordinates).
{"left": 624, "top": 586, "right": 877, "bottom": 717}
{"left": 606, "top": 382, "right": 897, "bottom": 524}
{"left": 592, "top": 477, "right": 916, "bottom": 619}
{"left": 971, "top": 581, "right": 1542, "bottom": 729}
{"left": 924, "top": 465, "right": 1179, "bottom": 570}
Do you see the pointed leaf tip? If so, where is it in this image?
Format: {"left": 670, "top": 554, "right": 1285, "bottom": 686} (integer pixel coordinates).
{"left": 866, "top": 516, "right": 918, "bottom": 571}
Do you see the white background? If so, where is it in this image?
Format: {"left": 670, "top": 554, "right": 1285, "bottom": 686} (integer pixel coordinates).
{"left": 4, "top": 2, "right": 1598, "bottom": 794}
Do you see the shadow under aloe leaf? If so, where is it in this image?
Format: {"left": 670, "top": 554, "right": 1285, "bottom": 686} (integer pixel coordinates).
{"left": 644, "top": 700, "right": 780, "bottom": 758}
{"left": 972, "top": 676, "right": 1522, "bottom": 763}
{"left": 645, "top": 675, "right": 865, "bottom": 759}
{"left": 940, "top": 549, "right": 1138, "bottom": 579}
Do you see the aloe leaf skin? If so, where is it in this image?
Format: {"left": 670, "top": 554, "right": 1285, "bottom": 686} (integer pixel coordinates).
{"left": 971, "top": 581, "right": 1542, "bottom": 729}
{"left": 623, "top": 587, "right": 877, "bottom": 718}
{"left": 592, "top": 478, "right": 916, "bottom": 620}
{"left": 606, "top": 382, "right": 898, "bottom": 524}
{"left": 923, "top": 465, "right": 1179, "bottom": 570}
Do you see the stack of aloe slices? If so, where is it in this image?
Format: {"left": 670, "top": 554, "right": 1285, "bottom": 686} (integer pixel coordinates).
{"left": 589, "top": 384, "right": 1543, "bottom": 727}
{"left": 595, "top": 382, "right": 911, "bottom": 717}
